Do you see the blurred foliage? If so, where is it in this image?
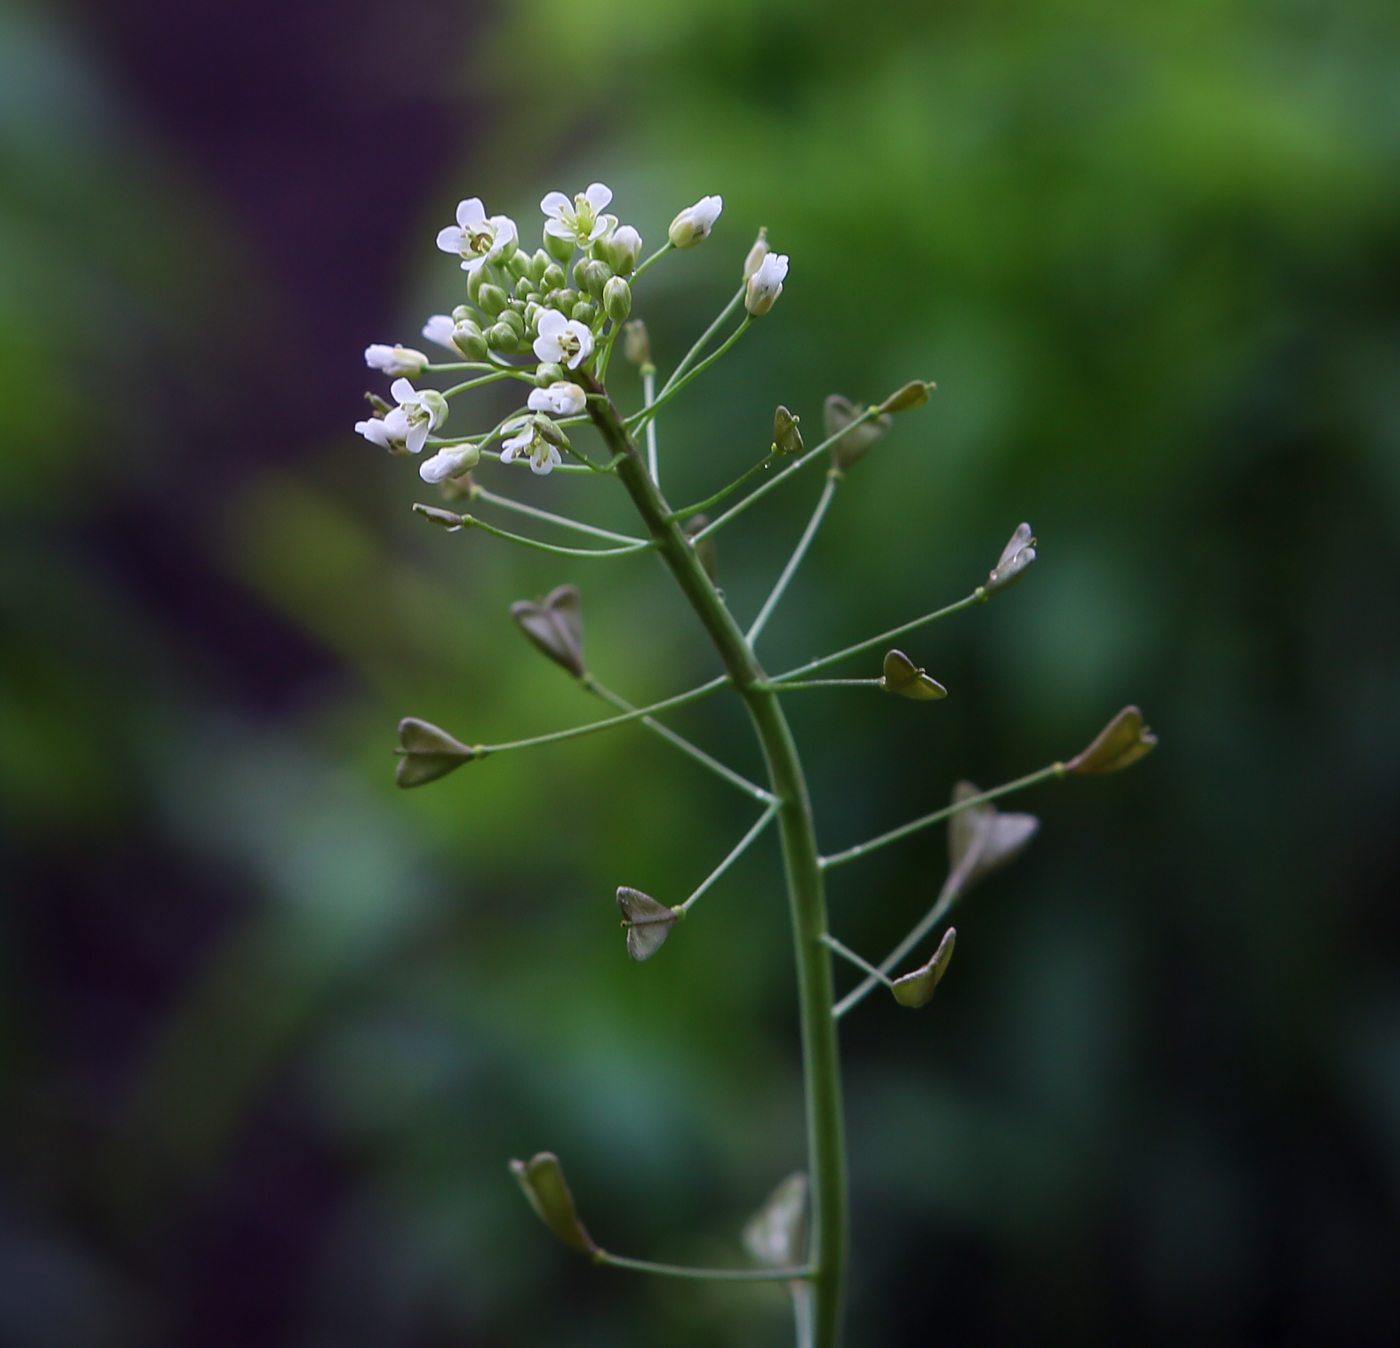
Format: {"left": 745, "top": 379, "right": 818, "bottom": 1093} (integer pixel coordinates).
{"left": 3, "top": 0, "right": 1400, "bottom": 1345}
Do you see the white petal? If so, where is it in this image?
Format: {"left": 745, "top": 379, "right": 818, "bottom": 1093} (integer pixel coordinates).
{"left": 536, "top": 308, "right": 566, "bottom": 337}
{"left": 698, "top": 195, "right": 723, "bottom": 226}
{"left": 406, "top": 421, "right": 429, "bottom": 455}
{"left": 543, "top": 218, "right": 574, "bottom": 241}
{"left": 530, "top": 444, "right": 562, "bottom": 475}
{"left": 354, "top": 419, "right": 391, "bottom": 448}
{"left": 526, "top": 388, "right": 551, "bottom": 412}
{"left": 462, "top": 256, "right": 487, "bottom": 274}
{"left": 533, "top": 333, "right": 561, "bottom": 363}
{"left": 436, "top": 225, "right": 465, "bottom": 254}
{"left": 422, "top": 315, "right": 456, "bottom": 350}
{"left": 499, "top": 443, "right": 520, "bottom": 464}
{"left": 390, "top": 378, "right": 416, "bottom": 404}
{"left": 540, "top": 191, "right": 571, "bottom": 219}
{"left": 364, "top": 344, "right": 395, "bottom": 371}
{"left": 456, "top": 197, "right": 486, "bottom": 228}
{"left": 585, "top": 182, "right": 613, "bottom": 212}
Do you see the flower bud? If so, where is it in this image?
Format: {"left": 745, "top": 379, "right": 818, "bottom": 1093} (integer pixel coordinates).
{"left": 511, "top": 584, "right": 585, "bottom": 678}
{"left": 571, "top": 299, "right": 597, "bottom": 325}
{"left": 668, "top": 194, "right": 723, "bottom": 249}
{"left": 880, "top": 649, "right": 947, "bottom": 700}
{"left": 503, "top": 247, "right": 529, "bottom": 280}
{"left": 497, "top": 307, "right": 525, "bottom": 337}
{"left": 623, "top": 319, "right": 652, "bottom": 367}
{"left": 451, "top": 321, "right": 488, "bottom": 361}
{"left": 890, "top": 927, "right": 956, "bottom": 1008}
{"left": 467, "top": 265, "right": 485, "bottom": 305}
{"left": 541, "top": 262, "right": 567, "bottom": 291}
{"left": 534, "top": 361, "right": 565, "bottom": 387}
{"left": 581, "top": 259, "right": 613, "bottom": 299}
{"left": 486, "top": 322, "right": 519, "bottom": 353}
{"left": 545, "top": 288, "right": 576, "bottom": 314}
{"left": 616, "top": 886, "right": 680, "bottom": 960}
{"left": 395, "top": 716, "right": 475, "bottom": 788}
{"left": 602, "top": 224, "right": 642, "bottom": 275}
{"left": 363, "top": 390, "right": 392, "bottom": 415}
{"left": 544, "top": 226, "right": 575, "bottom": 263}
{"left": 947, "top": 780, "right": 1038, "bottom": 894}
{"left": 823, "top": 394, "right": 892, "bottom": 470}
{"left": 451, "top": 303, "right": 475, "bottom": 322}
{"left": 411, "top": 502, "right": 466, "bottom": 528}
{"left": 683, "top": 513, "right": 718, "bottom": 582}
{"left": 364, "top": 344, "right": 428, "bottom": 379}
{"left": 743, "top": 1172, "right": 808, "bottom": 1268}
{"left": 744, "top": 251, "right": 789, "bottom": 316}
{"left": 417, "top": 443, "right": 481, "bottom": 485}
{"left": 743, "top": 227, "right": 770, "bottom": 281}
{"left": 878, "top": 380, "right": 934, "bottom": 415}
{"left": 772, "top": 405, "right": 803, "bottom": 455}
{"left": 532, "top": 414, "right": 571, "bottom": 449}
{"left": 603, "top": 275, "right": 632, "bottom": 322}
{"left": 528, "top": 248, "right": 551, "bottom": 282}
{"left": 477, "top": 283, "right": 509, "bottom": 317}
{"left": 514, "top": 275, "right": 538, "bottom": 300}
{"left": 1065, "top": 706, "right": 1157, "bottom": 775}
{"left": 509, "top": 1152, "right": 600, "bottom": 1257}
{"left": 985, "top": 522, "right": 1036, "bottom": 593}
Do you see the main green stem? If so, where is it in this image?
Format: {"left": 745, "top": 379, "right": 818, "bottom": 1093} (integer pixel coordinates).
{"left": 587, "top": 375, "right": 848, "bottom": 1348}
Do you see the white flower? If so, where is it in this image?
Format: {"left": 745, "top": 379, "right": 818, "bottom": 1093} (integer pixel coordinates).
{"left": 436, "top": 198, "right": 518, "bottom": 273}
{"left": 365, "top": 344, "right": 428, "bottom": 378}
{"left": 421, "top": 315, "right": 457, "bottom": 351}
{"left": 353, "top": 378, "right": 447, "bottom": 455}
{"left": 527, "top": 381, "right": 587, "bottom": 417}
{"left": 668, "top": 194, "right": 723, "bottom": 249}
{"left": 540, "top": 183, "right": 616, "bottom": 248}
{"left": 499, "top": 416, "right": 563, "bottom": 475}
{"left": 532, "top": 309, "right": 594, "bottom": 369}
{"left": 744, "top": 252, "right": 789, "bottom": 316}
{"left": 604, "top": 224, "right": 643, "bottom": 274}
{"left": 420, "top": 441, "right": 480, "bottom": 484}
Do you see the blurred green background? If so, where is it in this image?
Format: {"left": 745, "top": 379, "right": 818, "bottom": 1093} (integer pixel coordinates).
{"left": 3, "top": 0, "right": 1399, "bottom": 1343}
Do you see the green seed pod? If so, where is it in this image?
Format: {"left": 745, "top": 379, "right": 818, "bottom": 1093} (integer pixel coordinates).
{"left": 544, "top": 227, "right": 574, "bottom": 264}
{"left": 534, "top": 361, "right": 565, "bottom": 387}
{"left": 879, "top": 380, "right": 934, "bottom": 414}
{"left": 603, "top": 275, "right": 632, "bottom": 322}
{"left": 509, "top": 1152, "right": 599, "bottom": 1256}
{"left": 486, "top": 322, "right": 518, "bottom": 353}
{"left": 498, "top": 307, "right": 525, "bottom": 337}
{"left": 772, "top": 405, "right": 803, "bottom": 455}
{"left": 581, "top": 259, "right": 613, "bottom": 299}
{"left": 571, "top": 299, "right": 597, "bottom": 325}
{"left": 477, "top": 283, "right": 509, "bottom": 317}
{"left": 1065, "top": 706, "right": 1158, "bottom": 775}
{"left": 890, "top": 927, "right": 956, "bottom": 1008}
{"left": 541, "top": 262, "right": 567, "bottom": 292}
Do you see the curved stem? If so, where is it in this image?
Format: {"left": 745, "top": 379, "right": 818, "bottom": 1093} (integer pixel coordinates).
{"left": 587, "top": 377, "right": 848, "bottom": 1348}
{"left": 762, "top": 679, "right": 884, "bottom": 692}
{"left": 669, "top": 453, "right": 777, "bottom": 523}
{"left": 595, "top": 1250, "right": 812, "bottom": 1282}
{"left": 462, "top": 515, "right": 654, "bottom": 558}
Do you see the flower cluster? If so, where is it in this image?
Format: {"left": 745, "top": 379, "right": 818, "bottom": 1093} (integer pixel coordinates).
{"left": 355, "top": 183, "right": 783, "bottom": 479}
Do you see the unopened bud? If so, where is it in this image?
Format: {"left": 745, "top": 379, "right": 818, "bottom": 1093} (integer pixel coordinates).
{"left": 511, "top": 584, "right": 585, "bottom": 678}
{"left": 879, "top": 380, "right": 934, "bottom": 415}
{"left": 947, "top": 781, "right": 1038, "bottom": 894}
{"left": 497, "top": 307, "right": 525, "bottom": 337}
{"left": 477, "top": 283, "right": 509, "bottom": 317}
{"left": 1065, "top": 706, "right": 1157, "bottom": 775}
{"left": 772, "top": 405, "right": 803, "bottom": 455}
{"left": 514, "top": 275, "right": 538, "bottom": 301}
{"left": 603, "top": 275, "right": 632, "bottom": 322}
{"left": 824, "top": 394, "right": 892, "bottom": 470}
{"left": 395, "top": 716, "right": 475, "bottom": 788}
{"left": 364, "top": 344, "right": 428, "bottom": 379}
{"left": 890, "top": 927, "right": 956, "bottom": 1008}
{"left": 541, "top": 262, "right": 567, "bottom": 291}
{"left": 486, "top": 322, "right": 518, "bottom": 353}
{"left": 571, "top": 299, "right": 597, "bottom": 325}
{"left": 509, "top": 1152, "right": 600, "bottom": 1257}
{"left": 743, "top": 1172, "right": 808, "bottom": 1269}
{"left": 451, "top": 320, "right": 488, "bottom": 361}
{"left": 623, "top": 319, "right": 652, "bottom": 367}
{"left": 744, "top": 251, "right": 789, "bottom": 316}
{"left": 743, "top": 227, "right": 770, "bottom": 281}
{"left": 543, "top": 227, "right": 575, "bottom": 263}
{"left": 616, "top": 886, "right": 680, "bottom": 961}
{"left": 581, "top": 259, "right": 613, "bottom": 298}
{"left": 985, "top": 522, "right": 1036, "bottom": 593}
{"left": 668, "top": 194, "right": 723, "bottom": 249}
{"left": 534, "top": 361, "right": 565, "bottom": 387}
{"left": 880, "top": 649, "right": 947, "bottom": 701}
{"left": 602, "top": 224, "right": 642, "bottom": 276}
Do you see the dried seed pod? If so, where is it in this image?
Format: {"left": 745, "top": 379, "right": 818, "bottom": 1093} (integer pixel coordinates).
{"left": 395, "top": 717, "right": 475, "bottom": 788}
{"left": 1065, "top": 706, "right": 1157, "bottom": 775}
{"left": 509, "top": 1152, "right": 600, "bottom": 1257}
{"left": 890, "top": 927, "right": 956, "bottom": 1008}
{"left": 947, "top": 781, "right": 1039, "bottom": 893}
{"left": 616, "top": 887, "right": 680, "bottom": 960}
{"left": 880, "top": 649, "right": 947, "bottom": 701}
{"left": 824, "top": 394, "right": 892, "bottom": 470}
{"left": 511, "top": 585, "right": 586, "bottom": 678}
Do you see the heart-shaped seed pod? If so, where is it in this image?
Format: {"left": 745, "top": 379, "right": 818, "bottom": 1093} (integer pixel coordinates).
{"left": 985, "top": 522, "right": 1037, "bottom": 593}
{"left": 890, "top": 927, "right": 956, "bottom": 1008}
{"left": 511, "top": 585, "right": 586, "bottom": 678}
{"left": 395, "top": 717, "right": 475, "bottom": 788}
{"left": 823, "top": 394, "right": 892, "bottom": 470}
{"left": 1065, "top": 705, "right": 1157, "bottom": 775}
{"left": 508, "top": 1152, "right": 600, "bottom": 1257}
{"left": 616, "top": 887, "right": 680, "bottom": 961}
{"left": 880, "top": 649, "right": 948, "bottom": 701}
{"left": 947, "top": 781, "right": 1039, "bottom": 893}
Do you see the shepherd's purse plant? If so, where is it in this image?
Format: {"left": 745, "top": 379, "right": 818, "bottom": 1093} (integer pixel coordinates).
{"left": 356, "top": 180, "right": 1156, "bottom": 1348}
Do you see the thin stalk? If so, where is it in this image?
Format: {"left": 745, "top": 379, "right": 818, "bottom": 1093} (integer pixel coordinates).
{"left": 643, "top": 366, "right": 660, "bottom": 484}
{"left": 763, "top": 679, "right": 884, "bottom": 692}
{"left": 653, "top": 284, "right": 745, "bottom": 401}
{"left": 472, "top": 486, "right": 648, "bottom": 545}
{"left": 689, "top": 407, "right": 883, "bottom": 545}
{"left": 676, "top": 801, "right": 781, "bottom": 914}
{"left": 595, "top": 1251, "right": 812, "bottom": 1282}
{"left": 587, "top": 376, "right": 848, "bottom": 1348}
{"left": 833, "top": 876, "right": 956, "bottom": 1020}
{"left": 669, "top": 453, "right": 777, "bottom": 523}
{"left": 477, "top": 676, "right": 729, "bottom": 758}
{"left": 584, "top": 677, "right": 775, "bottom": 803}
{"left": 819, "top": 762, "right": 1065, "bottom": 871}
{"left": 630, "top": 241, "right": 673, "bottom": 283}
{"left": 770, "top": 590, "right": 987, "bottom": 685}
{"left": 748, "top": 473, "right": 840, "bottom": 644}
{"left": 442, "top": 369, "right": 526, "bottom": 397}
{"left": 463, "top": 515, "right": 654, "bottom": 558}
{"left": 478, "top": 449, "right": 609, "bottom": 475}
{"left": 629, "top": 317, "right": 753, "bottom": 430}
{"left": 819, "top": 934, "right": 892, "bottom": 986}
